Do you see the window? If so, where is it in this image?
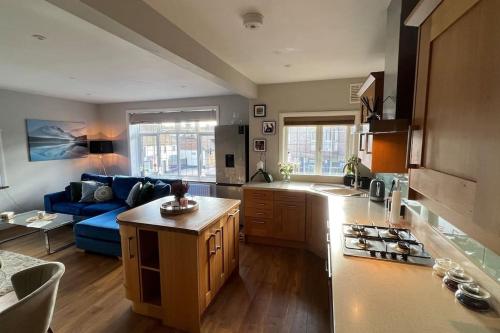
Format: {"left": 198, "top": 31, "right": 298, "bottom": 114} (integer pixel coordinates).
{"left": 129, "top": 120, "right": 216, "bottom": 181}
{"left": 281, "top": 112, "right": 357, "bottom": 177}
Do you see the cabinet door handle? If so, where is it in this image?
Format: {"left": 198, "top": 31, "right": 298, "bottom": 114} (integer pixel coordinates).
{"left": 252, "top": 220, "right": 265, "bottom": 224}
{"left": 228, "top": 209, "right": 240, "bottom": 216}
{"left": 326, "top": 232, "right": 330, "bottom": 244}
{"left": 209, "top": 233, "right": 217, "bottom": 256}
{"left": 366, "top": 134, "right": 373, "bottom": 154}
{"left": 255, "top": 212, "right": 265, "bottom": 216}
{"left": 326, "top": 243, "right": 332, "bottom": 279}
{"left": 359, "top": 133, "right": 365, "bottom": 152}
{"left": 128, "top": 236, "right": 135, "bottom": 259}
{"left": 215, "top": 229, "right": 222, "bottom": 250}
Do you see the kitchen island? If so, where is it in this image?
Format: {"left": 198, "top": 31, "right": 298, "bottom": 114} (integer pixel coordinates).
{"left": 117, "top": 196, "right": 240, "bottom": 333}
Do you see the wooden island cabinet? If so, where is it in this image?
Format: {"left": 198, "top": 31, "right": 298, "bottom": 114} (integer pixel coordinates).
{"left": 117, "top": 196, "right": 240, "bottom": 333}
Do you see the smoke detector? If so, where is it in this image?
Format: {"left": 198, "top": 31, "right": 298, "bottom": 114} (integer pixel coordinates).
{"left": 242, "top": 12, "right": 263, "bottom": 30}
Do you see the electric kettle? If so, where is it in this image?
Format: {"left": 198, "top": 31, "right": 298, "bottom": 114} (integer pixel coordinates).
{"left": 369, "top": 179, "right": 385, "bottom": 202}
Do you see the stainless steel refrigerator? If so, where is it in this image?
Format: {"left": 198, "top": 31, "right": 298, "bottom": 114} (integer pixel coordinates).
{"left": 215, "top": 125, "right": 249, "bottom": 225}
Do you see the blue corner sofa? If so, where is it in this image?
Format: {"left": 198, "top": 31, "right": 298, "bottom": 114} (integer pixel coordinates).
{"left": 44, "top": 173, "right": 179, "bottom": 257}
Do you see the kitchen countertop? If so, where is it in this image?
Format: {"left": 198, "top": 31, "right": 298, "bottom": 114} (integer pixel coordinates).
{"left": 243, "top": 181, "right": 500, "bottom": 333}
{"left": 117, "top": 196, "right": 240, "bottom": 235}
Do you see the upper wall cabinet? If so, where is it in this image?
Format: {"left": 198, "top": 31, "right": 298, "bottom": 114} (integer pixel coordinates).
{"left": 407, "top": 0, "right": 500, "bottom": 254}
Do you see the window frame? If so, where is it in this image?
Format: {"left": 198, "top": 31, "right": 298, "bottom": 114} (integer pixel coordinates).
{"left": 126, "top": 106, "right": 219, "bottom": 181}
{"left": 279, "top": 110, "right": 361, "bottom": 180}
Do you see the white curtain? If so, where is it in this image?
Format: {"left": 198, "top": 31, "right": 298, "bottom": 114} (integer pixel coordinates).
{"left": 0, "top": 130, "right": 8, "bottom": 187}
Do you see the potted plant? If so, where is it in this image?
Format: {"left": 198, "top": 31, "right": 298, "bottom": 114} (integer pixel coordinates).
{"left": 278, "top": 162, "right": 295, "bottom": 182}
{"left": 171, "top": 181, "right": 190, "bottom": 207}
{"left": 343, "top": 155, "right": 360, "bottom": 187}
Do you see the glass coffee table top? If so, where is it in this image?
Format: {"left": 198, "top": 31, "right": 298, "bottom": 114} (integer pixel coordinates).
{"left": 0, "top": 211, "right": 84, "bottom": 254}
{"left": 1, "top": 211, "right": 82, "bottom": 231}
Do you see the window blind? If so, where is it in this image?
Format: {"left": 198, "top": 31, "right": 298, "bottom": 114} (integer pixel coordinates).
{"left": 283, "top": 115, "right": 355, "bottom": 126}
{"left": 129, "top": 110, "right": 217, "bottom": 125}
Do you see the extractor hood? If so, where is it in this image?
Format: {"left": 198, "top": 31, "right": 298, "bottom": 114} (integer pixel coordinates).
{"left": 363, "top": 0, "right": 418, "bottom": 134}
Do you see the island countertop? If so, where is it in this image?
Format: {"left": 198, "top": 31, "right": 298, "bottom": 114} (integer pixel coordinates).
{"left": 117, "top": 196, "right": 240, "bottom": 235}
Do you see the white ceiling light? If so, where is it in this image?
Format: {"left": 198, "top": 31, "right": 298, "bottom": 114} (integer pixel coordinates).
{"left": 242, "top": 12, "right": 263, "bottom": 30}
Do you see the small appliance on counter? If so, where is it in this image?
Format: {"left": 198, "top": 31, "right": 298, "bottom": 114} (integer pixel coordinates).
{"left": 369, "top": 179, "right": 385, "bottom": 202}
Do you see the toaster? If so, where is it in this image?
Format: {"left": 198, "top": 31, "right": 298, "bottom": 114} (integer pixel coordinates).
{"left": 369, "top": 179, "right": 385, "bottom": 202}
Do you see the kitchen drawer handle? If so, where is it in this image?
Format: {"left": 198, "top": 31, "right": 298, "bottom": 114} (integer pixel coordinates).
{"left": 128, "top": 236, "right": 135, "bottom": 259}
{"left": 215, "top": 229, "right": 222, "bottom": 250}
{"left": 252, "top": 220, "right": 266, "bottom": 224}
{"left": 255, "top": 212, "right": 265, "bottom": 216}
{"left": 228, "top": 209, "right": 240, "bottom": 217}
{"left": 209, "top": 233, "right": 217, "bottom": 256}
{"left": 326, "top": 243, "right": 332, "bottom": 279}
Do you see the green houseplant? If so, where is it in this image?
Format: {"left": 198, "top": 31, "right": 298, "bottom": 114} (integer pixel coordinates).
{"left": 343, "top": 155, "right": 360, "bottom": 187}
{"left": 278, "top": 162, "right": 295, "bottom": 182}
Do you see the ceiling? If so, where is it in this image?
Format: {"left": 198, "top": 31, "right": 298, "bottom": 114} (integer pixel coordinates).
{"left": 0, "top": 0, "right": 232, "bottom": 104}
{"left": 144, "top": 0, "right": 391, "bottom": 84}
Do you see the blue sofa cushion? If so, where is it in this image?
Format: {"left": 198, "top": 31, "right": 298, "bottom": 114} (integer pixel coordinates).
{"left": 145, "top": 177, "right": 181, "bottom": 186}
{"left": 81, "top": 173, "right": 113, "bottom": 186}
{"left": 112, "top": 176, "right": 143, "bottom": 201}
{"left": 74, "top": 207, "right": 127, "bottom": 243}
{"left": 52, "top": 202, "right": 89, "bottom": 216}
{"left": 152, "top": 180, "right": 171, "bottom": 200}
{"left": 80, "top": 200, "right": 127, "bottom": 216}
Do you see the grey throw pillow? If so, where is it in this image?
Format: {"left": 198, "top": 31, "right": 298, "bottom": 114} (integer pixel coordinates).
{"left": 126, "top": 182, "right": 142, "bottom": 207}
{"left": 79, "top": 181, "right": 104, "bottom": 203}
{"left": 94, "top": 185, "right": 113, "bottom": 202}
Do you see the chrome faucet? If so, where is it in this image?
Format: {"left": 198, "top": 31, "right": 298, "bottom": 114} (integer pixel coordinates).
{"left": 353, "top": 164, "right": 359, "bottom": 190}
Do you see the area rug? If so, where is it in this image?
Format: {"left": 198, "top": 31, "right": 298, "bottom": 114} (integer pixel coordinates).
{"left": 0, "top": 250, "right": 46, "bottom": 296}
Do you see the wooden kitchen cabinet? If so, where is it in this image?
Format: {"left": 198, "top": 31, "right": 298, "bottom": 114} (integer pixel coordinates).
{"left": 407, "top": 0, "right": 500, "bottom": 253}
{"left": 357, "top": 127, "right": 408, "bottom": 173}
{"left": 117, "top": 197, "right": 241, "bottom": 333}
{"left": 120, "top": 224, "right": 140, "bottom": 303}
{"left": 306, "top": 193, "right": 329, "bottom": 259}
{"left": 244, "top": 189, "right": 306, "bottom": 243}
{"left": 273, "top": 200, "right": 306, "bottom": 242}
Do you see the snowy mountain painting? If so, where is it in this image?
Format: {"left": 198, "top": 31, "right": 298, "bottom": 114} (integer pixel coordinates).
{"left": 26, "top": 119, "right": 88, "bottom": 161}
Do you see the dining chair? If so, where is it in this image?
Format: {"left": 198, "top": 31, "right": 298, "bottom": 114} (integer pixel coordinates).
{"left": 0, "top": 262, "right": 65, "bottom": 333}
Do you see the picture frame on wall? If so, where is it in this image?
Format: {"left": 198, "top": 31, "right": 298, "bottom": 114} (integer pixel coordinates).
{"left": 253, "top": 104, "right": 266, "bottom": 117}
{"left": 262, "top": 121, "right": 276, "bottom": 135}
{"left": 253, "top": 139, "right": 266, "bottom": 152}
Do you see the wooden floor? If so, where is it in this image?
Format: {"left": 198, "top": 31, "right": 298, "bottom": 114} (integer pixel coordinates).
{"left": 0, "top": 227, "right": 330, "bottom": 333}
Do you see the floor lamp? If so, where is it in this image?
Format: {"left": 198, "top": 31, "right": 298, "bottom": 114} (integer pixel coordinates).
{"left": 89, "top": 140, "right": 114, "bottom": 176}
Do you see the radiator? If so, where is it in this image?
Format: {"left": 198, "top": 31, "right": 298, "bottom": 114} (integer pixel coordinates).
{"left": 188, "top": 183, "right": 211, "bottom": 197}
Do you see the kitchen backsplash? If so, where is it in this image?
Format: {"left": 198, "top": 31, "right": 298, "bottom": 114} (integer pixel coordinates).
{"left": 405, "top": 200, "right": 500, "bottom": 284}
{"left": 375, "top": 173, "right": 408, "bottom": 198}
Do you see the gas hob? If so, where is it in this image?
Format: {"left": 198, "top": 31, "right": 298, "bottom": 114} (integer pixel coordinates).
{"left": 342, "top": 223, "right": 433, "bottom": 266}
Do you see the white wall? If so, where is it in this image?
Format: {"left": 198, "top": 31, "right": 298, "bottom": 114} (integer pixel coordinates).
{"left": 97, "top": 94, "right": 249, "bottom": 175}
{"left": 249, "top": 78, "right": 364, "bottom": 179}
{"left": 0, "top": 89, "right": 99, "bottom": 212}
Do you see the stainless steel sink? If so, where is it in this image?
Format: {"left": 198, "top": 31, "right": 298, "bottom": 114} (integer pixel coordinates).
{"left": 311, "top": 184, "right": 368, "bottom": 197}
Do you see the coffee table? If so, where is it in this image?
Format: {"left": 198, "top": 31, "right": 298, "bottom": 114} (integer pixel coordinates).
{"left": 0, "top": 211, "right": 84, "bottom": 254}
